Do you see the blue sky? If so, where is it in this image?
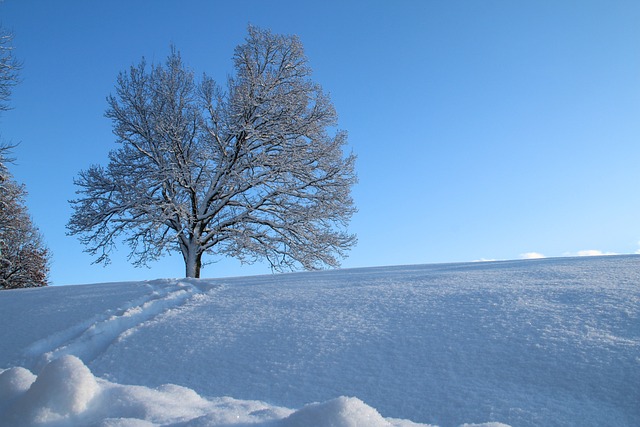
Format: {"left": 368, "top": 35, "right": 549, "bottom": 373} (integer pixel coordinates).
{"left": 1, "top": 0, "right": 639, "bottom": 285}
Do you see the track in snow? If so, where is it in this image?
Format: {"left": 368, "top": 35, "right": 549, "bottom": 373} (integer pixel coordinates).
{"left": 21, "top": 279, "right": 216, "bottom": 373}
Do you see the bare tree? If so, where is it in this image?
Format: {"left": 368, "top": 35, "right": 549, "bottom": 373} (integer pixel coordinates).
{"left": 68, "top": 26, "right": 357, "bottom": 278}
{"left": 0, "top": 26, "right": 49, "bottom": 289}
{"left": 0, "top": 147, "right": 50, "bottom": 289}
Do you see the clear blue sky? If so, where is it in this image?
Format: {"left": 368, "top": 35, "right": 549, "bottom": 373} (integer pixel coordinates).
{"left": 1, "top": 0, "right": 639, "bottom": 285}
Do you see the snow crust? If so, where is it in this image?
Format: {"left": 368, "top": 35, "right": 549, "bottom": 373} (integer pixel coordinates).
{"left": 0, "top": 256, "right": 638, "bottom": 426}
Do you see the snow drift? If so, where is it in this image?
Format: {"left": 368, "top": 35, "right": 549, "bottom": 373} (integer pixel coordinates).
{"left": 0, "top": 256, "right": 638, "bottom": 426}
{"left": 0, "top": 355, "right": 420, "bottom": 426}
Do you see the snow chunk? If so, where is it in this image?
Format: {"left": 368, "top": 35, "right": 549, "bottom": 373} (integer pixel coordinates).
{"left": 5, "top": 355, "right": 99, "bottom": 424}
{"left": 0, "top": 366, "right": 37, "bottom": 411}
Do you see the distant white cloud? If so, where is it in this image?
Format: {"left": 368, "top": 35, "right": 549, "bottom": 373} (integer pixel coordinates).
{"left": 473, "top": 258, "right": 498, "bottom": 263}
{"left": 562, "top": 250, "right": 618, "bottom": 257}
{"left": 575, "top": 250, "right": 617, "bottom": 257}
{"left": 520, "top": 252, "right": 546, "bottom": 260}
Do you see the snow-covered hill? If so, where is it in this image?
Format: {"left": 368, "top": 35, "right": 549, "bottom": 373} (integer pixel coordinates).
{"left": 1, "top": 256, "right": 638, "bottom": 427}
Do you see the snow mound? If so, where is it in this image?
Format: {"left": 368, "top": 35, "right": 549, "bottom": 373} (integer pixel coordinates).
{"left": 4, "top": 355, "right": 98, "bottom": 425}
{"left": 0, "top": 356, "right": 493, "bottom": 427}
{"left": 278, "top": 396, "right": 391, "bottom": 427}
{"left": 0, "top": 366, "right": 37, "bottom": 414}
{"left": 459, "top": 424, "right": 511, "bottom": 427}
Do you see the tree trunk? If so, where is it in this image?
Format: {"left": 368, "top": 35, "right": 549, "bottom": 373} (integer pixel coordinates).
{"left": 184, "top": 248, "right": 202, "bottom": 278}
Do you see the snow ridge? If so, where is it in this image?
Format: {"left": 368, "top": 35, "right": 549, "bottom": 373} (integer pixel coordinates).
{"left": 21, "top": 279, "right": 214, "bottom": 372}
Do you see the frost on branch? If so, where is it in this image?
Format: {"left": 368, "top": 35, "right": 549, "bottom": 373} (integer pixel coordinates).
{"left": 68, "top": 26, "right": 357, "bottom": 278}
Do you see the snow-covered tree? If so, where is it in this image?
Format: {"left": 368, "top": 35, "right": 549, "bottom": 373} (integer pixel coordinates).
{"left": 0, "top": 147, "right": 50, "bottom": 289}
{"left": 0, "top": 26, "right": 21, "bottom": 113}
{"left": 0, "top": 26, "right": 49, "bottom": 289}
{"left": 68, "top": 26, "right": 357, "bottom": 278}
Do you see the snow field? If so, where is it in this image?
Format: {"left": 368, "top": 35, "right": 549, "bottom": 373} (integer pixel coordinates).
{"left": 0, "top": 255, "right": 638, "bottom": 426}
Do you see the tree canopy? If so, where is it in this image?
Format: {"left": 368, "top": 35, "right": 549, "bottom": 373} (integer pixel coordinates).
{"left": 68, "top": 26, "right": 357, "bottom": 278}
